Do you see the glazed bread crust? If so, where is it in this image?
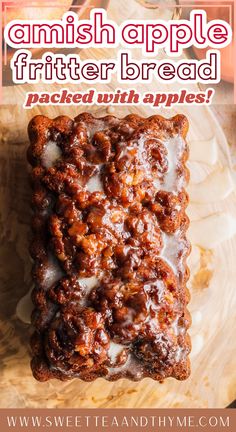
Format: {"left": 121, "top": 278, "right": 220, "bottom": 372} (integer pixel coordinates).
{"left": 28, "top": 113, "right": 191, "bottom": 382}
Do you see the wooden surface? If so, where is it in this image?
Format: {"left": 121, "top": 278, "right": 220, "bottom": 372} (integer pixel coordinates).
{"left": 0, "top": 0, "right": 236, "bottom": 409}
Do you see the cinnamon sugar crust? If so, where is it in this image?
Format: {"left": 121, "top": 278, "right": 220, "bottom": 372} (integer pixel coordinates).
{"left": 28, "top": 113, "right": 191, "bottom": 382}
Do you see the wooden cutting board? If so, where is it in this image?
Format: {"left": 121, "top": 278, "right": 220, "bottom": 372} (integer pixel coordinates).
{"left": 0, "top": 0, "right": 236, "bottom": 408}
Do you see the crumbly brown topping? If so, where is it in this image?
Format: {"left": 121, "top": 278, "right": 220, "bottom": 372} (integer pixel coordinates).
{"left": 28, "top": 113, "right": 191, "bottom": 382}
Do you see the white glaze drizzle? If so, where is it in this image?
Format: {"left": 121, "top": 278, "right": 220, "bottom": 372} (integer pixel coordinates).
{"left": 163, "top": 135, "right": 185, "bottom": 192}
{"left": 42, "top": 141, "right": 62, "bottom": 168}
{"left": 86, "top": 172, "right": 104, "bottom": 193}
{"left": 43, "top": 255, "right": 64, "bottom": 290}
{"left": 78, "top": 276, "right": 99, "bottom": 293}
{"left": 108, "top": 342, "right": 125, "bottom": 363}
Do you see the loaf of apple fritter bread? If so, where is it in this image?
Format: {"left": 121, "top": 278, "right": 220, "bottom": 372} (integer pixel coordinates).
{"left": 27, "top": 113, "right": 191, "bottom": 381}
